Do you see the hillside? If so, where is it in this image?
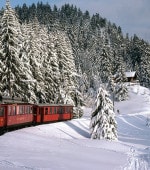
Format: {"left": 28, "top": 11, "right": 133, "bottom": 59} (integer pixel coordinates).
{"left": 0, "top": 84, "right": 150, "bottom": 170}
{"left": 1, "top": 1, "right": 150, "bottom": 111}
{"left": 14, "top": 2, "right": 150, "bottom": 91}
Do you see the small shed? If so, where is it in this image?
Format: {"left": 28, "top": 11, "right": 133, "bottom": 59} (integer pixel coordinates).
{"left": 125, "top": 71, "right": 137, "bottom": 82}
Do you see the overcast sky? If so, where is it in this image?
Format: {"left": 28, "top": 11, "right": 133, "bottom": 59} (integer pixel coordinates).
{"left": 0, "top": 0, "right": 150, "bottom": 43}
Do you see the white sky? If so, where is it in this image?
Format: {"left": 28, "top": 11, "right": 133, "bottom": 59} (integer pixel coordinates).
{"left": 0, "top": 0, "right": 150, "bottom": 42}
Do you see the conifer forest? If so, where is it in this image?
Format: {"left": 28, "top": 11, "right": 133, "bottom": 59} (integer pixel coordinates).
{"left": 0, "top": 1, "right": 150, "bottom": 116}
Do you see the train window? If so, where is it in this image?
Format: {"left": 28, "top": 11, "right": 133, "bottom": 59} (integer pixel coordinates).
{"left": 50, "top": 107, "right": 53, "bottom": 114}
{"left": 8, "top": 106, "right": 16, "bottom": 116}
{"left": 0, "top": 107, "right": 4, "bottom": 116}
{"left": 29, "top": 106, "right": 33, "bottom": 114}
{"left": 8, "top": 106, "right": 11, "bottom": 116}
{"left": 45, "top": 108, "right": 48, "bottom": 115}
{"left": 58, "top": 108, "right": 62, "bottom": 114}
{"left": 54, "top": 107, "right": 57, "bottom": 114}
{"left": 63, "top": 107, "right": 65, "bottom": 114}
{"left": 25, "top": 106, "right": 29, "bottom": 114}
{"left": 25, "top": 106, "right": 31, "bottom": 114}
{"left": 12, "top": 106, "right": 16, "bottom": 115}
{"left": 19, "top": 106, "right": 24, "bottom": 114}
{"left": 69, "top": 107, "right": 71, "bottom": 113}
{"left": 69, "top": 107, "right": 73, "bottom": 113}
{"left": 59, "top": 107, "right": 64, "bottom": 114}
{"left": 65, "top": 107, "right": 68, "bottom": 113}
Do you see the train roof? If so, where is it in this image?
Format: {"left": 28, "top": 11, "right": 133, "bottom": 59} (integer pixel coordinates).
{"left": 0, "top": 96, "right": 25, "bottom": 104}
{"left": 0, "top": 103, "right": 32, "bottom": 106}
{"left": 35, "top": 104, "right": 73, "bottom": 107}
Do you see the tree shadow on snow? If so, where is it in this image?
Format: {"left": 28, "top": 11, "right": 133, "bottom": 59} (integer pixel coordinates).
{"left": 64, "top": 121, "right": 90, "bottom": 138}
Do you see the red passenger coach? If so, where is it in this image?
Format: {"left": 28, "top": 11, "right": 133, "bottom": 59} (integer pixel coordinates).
{"left": 0, "top": 96, "right": 74, "bottom": 135}
{"left": 0, "top": 105, "right": 5, "bottom": 131}
{"left": 33, "top": 104, "right": 73, "bottom": 124}
{"left": 0, "top": 103, "right": 33, "bottom": 134}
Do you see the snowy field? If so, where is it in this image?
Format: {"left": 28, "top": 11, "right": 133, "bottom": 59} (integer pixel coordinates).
{"left": 0, "top": 85, "right": 150, "bottom": 170}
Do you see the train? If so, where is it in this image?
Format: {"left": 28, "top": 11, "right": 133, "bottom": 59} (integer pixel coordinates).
{"left": 0, "top": 96, "right": 73, "bottom": 135}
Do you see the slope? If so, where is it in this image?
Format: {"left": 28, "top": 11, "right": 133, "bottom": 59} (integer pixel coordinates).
{"left": 0, "top": 84, "right": 149, "bottom": 170}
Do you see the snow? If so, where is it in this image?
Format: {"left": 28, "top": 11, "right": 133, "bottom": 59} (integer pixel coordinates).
{"left": 125, "top": 71, "right": 136, "bottom": 78}
{"left": 0, "top": 84, "right": 150, "bottom": 170}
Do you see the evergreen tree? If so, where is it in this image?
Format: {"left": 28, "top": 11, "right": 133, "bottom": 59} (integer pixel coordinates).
{"left": 26, "top": 19, "right": 46, "bottom": 103}
{"left": 0, "top": 0, "right": 28, "bottom": 97}
{"left": 114, "top": 66, "right": 128, "bottom": 101}
{"left": 0, "top": 1, "right": 149, "bottom": 106}
{"left": 107, "top": 75, "right": 115, "bottom": 105}
{"left": 54, "top": 30, "right": 78, "bottom": 104}
{"left": 19, "top": 23, "right": 37, "bottom": 102}
{"left": 98, "top": 32, "right": 113, "bottom": 84}
{"left": 139, "top": 45, "right": 150, "bottom": 87}
{"left": 90, "top": 87, "right": 117, "bottom": 140}
{"left": 44, "top": 31, "right": 60, "bottom": 103}
{"left": 53, "top": 30, "right": 83, "bottom": 117}
{"left": 15, "top": 3, "right": 29, "bottom": 23}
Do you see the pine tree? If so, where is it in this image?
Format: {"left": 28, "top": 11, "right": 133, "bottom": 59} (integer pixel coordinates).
{"left": 90, "top": 87, "right": 117, "bottom": 140}
{"left": 44, "top": 31, "right": 60, "bottom": 103}
{"left": 114, "top": 66, "right": 128, "bottom": 101}
{"left": 1, "top": 0, "right": 149, "bottom": 106}
{"left": 54, "top": 30, "right": 78, "bottom": 104}
{"left": 25, "top": 19, "right": 46, "bottom": 103}
{"left": 53, "top": 30, "right": 84, "bottom": 117}
{"left": 107, "top": 75, "right": 115, "bottom": 106}
{"left": 98, "top": 32, "right": 113, "bottom": 84}
{"left": 139, "top": 44, "right": 150, "bottom": 87}
{"left": 0, "top": 0, "right": 28, "bottom": 97}
{"left": 18, "top": 11, "right": 37, "bottom": 102}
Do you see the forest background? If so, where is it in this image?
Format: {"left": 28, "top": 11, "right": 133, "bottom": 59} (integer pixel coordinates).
{"left": 0, "top": 1, "right": 150, "bottom": 117}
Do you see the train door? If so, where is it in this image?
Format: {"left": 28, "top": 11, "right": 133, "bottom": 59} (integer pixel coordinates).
{"left": 0, "top": 105, "right": 6, "bottom": 134}
{"left": 40, "top": 107, "right": 44, "bottom": 123}
{"left": 33, "top": 106, "right": 41, "bottom": 124}
{"left": 58, "top": 106, "right": 63, "bottom": 120}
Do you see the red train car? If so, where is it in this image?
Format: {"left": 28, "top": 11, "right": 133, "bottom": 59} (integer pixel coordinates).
{"left": 33, "top": 104, "right": 73, "bottom": 124}
{"left": 0, "top": 101, "right": 74, "bottom": 135}
{"left": 0, "top": 103, "right": 33, "bottom": 134}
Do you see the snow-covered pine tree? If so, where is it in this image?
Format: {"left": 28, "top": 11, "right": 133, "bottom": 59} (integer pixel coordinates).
{"left": 90, "top": 87, "right": 117, "bottom": 140}
{"left": 54, "top": 30, "right": 76, "bottom": 102}
{"left": 107, "top": 75, "right": 115, "bottom": 94}
{"left": 98, "top": 32, "right": 113, "bottom": 84}
{"left": 0, "top": 0, "right": 28, "bottom": 97}
{"left": 139, "top": 45, "right": 150, "bottom": 87}
{"left": 24, "top": 19, "right": 46, "bottom": 103}
{"left": 114, "top": 66, "right": 128, "bottom": 101}
{"left": 20, "top": 22, "right": 38, "bottom": 102}
{"left": 107, "top": 75, "right": 115, "bottom": 105}
{"left": 53, "top": 30, "right": 83, "bottom": 117}
{"left": 79, "top": 72, "right": 89, "bottom": 95}
{"left": 43, "top": 31, "right": 60, "bottom": 103}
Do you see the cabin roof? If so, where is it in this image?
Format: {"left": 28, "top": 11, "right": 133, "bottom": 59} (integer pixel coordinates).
{"left": 125, "top": 71, "right": 136, "bottom": 78}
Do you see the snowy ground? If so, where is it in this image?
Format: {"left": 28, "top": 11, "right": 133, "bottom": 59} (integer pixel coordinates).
{"left": 0, "top": 84, "right": 150, "bottom": 170}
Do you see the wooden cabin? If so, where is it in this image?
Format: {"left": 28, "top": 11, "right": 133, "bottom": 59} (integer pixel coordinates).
{"left": 125, "top": 71, "right": 137, "bottom": 82}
